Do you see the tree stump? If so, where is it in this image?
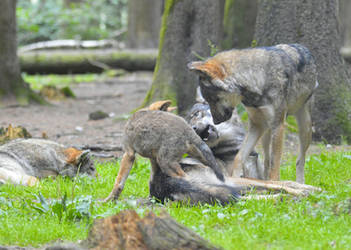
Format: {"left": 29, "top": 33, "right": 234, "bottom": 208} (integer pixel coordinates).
{"left": 84, "top": 210, "right": 219, "bottom": 250}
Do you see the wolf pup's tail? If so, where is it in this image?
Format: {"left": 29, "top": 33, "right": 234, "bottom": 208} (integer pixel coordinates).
{"left": 190, "top": 137, "right": 225, "bottom": 181}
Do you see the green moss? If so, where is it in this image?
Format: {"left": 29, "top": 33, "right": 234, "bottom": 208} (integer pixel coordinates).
{"left": 60, "top": 86, "right": 76, "bottom": 98}
{"left": 152, "top": 0, "right": 179, "bottom": 80}
{"left": 13, "top": 83, "right": 48, "bottom": 106}
{"left": 222, "top": 0, "right": 235, "bottom": 50}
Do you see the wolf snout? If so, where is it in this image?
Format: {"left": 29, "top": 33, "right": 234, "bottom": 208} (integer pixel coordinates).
{"left": 213, "top": 110, "right": 232, "bottom": 124}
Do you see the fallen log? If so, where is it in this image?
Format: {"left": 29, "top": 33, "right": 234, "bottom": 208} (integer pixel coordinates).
{"left": 19, "top": 49, "right": 157, "bottom": 74}
{"left": 18, "top": 39, "right": 122, "bottom": 53}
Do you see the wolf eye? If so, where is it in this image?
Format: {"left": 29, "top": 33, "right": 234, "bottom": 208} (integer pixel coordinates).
{"left": 192, "top": 111, "right": 202, "bottom": 119}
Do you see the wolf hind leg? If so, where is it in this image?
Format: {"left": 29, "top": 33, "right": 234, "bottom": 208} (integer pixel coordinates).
{"left": 189, "top": 139, "right": 224, "bottom": 181}
{"left": 104, "top": 150, "right": 135, "bottom": 202}
{"left": 268, "top": 120, "right": 285, "bottom": 181}
{"left": 157, "top": 155, "right": 186, "bottom": 178}
{"left": 295, "top": 104, "right": 312, "bottom": 184}
{"left": 261, "top": 129, "right": 271, "bottom": 180}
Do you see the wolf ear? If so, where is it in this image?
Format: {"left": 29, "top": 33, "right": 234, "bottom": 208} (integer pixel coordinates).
{"left": 64, "top": 148, "right": 89, "bottom": 165}
{"left": 187, "top": 60, "right": 226, "bottom": 81}
{"left": 148, "top": 100, "right": 173, "bottom": 111}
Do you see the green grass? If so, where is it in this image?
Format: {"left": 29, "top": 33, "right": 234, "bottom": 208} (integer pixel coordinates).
{"left": 1, "top": 149, "right": 351, "bottom": 249}
{"left": 22, "top": 73, "right": 106, "bottom": 90}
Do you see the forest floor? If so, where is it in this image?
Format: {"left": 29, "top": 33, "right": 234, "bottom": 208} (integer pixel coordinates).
{"left": 0, "top": 72, "right": 153, "bottom": 158}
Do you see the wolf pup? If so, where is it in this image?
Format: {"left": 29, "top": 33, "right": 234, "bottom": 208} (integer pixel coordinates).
{"left": 188, "top": 44, "right": 318, "bottom": 183}
{"left": 187, "top": 101, "right": 264, "bottom": 179}
{"left": 0, "top": 138, "right": 95, "bottom": 186}
{"left": 104, "top": 100, "right": 225, "bottom": 202}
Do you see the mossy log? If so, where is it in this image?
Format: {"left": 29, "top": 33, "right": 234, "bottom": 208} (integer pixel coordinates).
{"left": 19, "top": 49, "right": 157, "bottom": 74}
{"left": 84, "top": 210, "right": 219, "bottom": 250}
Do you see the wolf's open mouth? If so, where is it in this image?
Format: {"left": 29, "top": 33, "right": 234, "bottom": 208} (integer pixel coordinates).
{"left": 199, "top": 125, "right": 211, "bottom": 141}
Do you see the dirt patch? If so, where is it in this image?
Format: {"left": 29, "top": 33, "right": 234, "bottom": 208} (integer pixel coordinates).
{"left": 0, "top": 72, "right": 152, "bottom": 158}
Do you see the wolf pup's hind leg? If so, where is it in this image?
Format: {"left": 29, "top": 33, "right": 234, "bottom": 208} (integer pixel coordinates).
{"left": 190, "top": 138, "right": 225, "bottom": 181}
{"left": 104, "top": 150, "right": 135, "bottom": 202}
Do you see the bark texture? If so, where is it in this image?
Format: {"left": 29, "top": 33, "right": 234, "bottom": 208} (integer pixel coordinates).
{"left": 254, "top": 0, "right": 351, "bottom": 143}
{"left": 127, "top": 0, "right": 163, "bottom": 49}
{"left": 84, "top": 210, "right": 219, "bottom": 250}
{"left": 143, "top": 0, "right": 224, "bottom": 115}
{"left": 222, "top": 0, "right": 258, "bottom": 49}
{"left": 0, "top": 0, "right": 40, "bottom": 106}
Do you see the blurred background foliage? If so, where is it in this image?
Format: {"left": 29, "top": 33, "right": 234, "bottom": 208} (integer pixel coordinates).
{"left": 16, "top": 0, "right": 128, "bottom": 46}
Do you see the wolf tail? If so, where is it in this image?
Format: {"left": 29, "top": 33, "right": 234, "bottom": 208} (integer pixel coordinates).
{"left": 190, "top": 136, "right": 225, "bottom": 181}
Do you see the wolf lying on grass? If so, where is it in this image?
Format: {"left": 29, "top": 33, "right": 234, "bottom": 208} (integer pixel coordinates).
{"left": 188, "top": 44, "right": 318, "bottom": 184}
{"left": 105, "top": 101, "right": 320, "bottom": 204}
{"left": 0, "top": 138, "right": 95, "bottom": 186}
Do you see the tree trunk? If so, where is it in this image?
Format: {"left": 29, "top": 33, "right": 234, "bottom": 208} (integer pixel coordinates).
{"left": 142, "top": 0, "right": 224, "bottom": 115}
{"left": 254, "top": 0, "right": 351, "bottom": 143}
{"left": 222, "top": 0, "right": 258, "bottom": 49}
{"left": 339, "top": 0, "right": 351, "bottom": 62}
{"left": 0, "top": 0, "right": 43, "bottom": 106}
{"left": 127, "top": 0, "right": 163, "bottom": 49}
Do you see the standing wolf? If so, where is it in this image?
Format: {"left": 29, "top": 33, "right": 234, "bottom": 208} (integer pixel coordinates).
{"left": 188, "top": 44, "right": 318, "bottom": 183}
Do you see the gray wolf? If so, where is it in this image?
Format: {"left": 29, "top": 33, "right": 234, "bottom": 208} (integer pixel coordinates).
{"left": 187, "top": 101, "right": 264, "bottom": 179}
{"left": 104, "top": 100, "right": 225, "bottom": 202}
{"left": 150, "top": 157, "right": 319, "bottom": 204}
{"left": 188, "top": 44, "right": 318, "bottom": 183}
{"left": 0, "top": 138, "right": 95, "bottom": 186}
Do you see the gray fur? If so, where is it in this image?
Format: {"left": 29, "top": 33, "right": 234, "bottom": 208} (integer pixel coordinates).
{"left": 0, "top": 139, "right": 95, "bottom": 185}
{"left": 124, "top": 110, "right": 224, "bottom": 181}
{"left": 189, "top": 44, "right": 318, "bottom": 183}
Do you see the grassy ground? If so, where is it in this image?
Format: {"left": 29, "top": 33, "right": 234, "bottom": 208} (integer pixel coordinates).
{"left": 0, "top": 148, "right": 350, "bottom": 249}
{"left": 22, "top": 73, "right": 105, "bottom": 90}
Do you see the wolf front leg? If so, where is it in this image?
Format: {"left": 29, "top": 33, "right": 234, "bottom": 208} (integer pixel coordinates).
{"left": 104, "top": 151, "right": 135, "bottom": 202}
{"left": 230, "top": 121, "right": 264, "bottom": 177}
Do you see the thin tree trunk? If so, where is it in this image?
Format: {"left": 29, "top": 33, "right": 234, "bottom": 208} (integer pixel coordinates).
{"left": 254, "top": 0, "right": 351, "bottom": 143}
{"left": 127, "top": 0, "right": 162, "bottom": 49}
{"left": 142, "top": 0, "right": 224, "bottom": 115}
{"left": 0, "top": 0, "right": 43, "bottom": 106}
{"left": 222, "top": 0, "right": 258, "bottom": 49}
